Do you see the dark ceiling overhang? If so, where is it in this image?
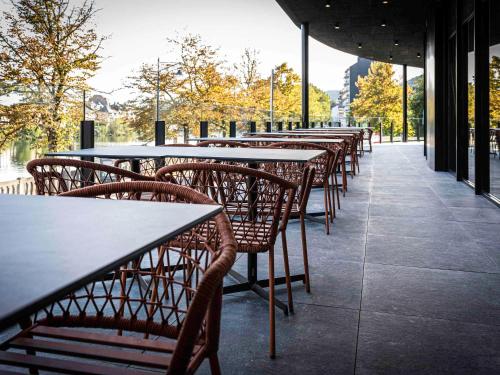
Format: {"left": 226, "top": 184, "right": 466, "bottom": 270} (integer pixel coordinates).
{"left": 275, "top": 0, "right": 434, "bottom": 68}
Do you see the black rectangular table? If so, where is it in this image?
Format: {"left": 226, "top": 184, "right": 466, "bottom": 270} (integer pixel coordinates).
{"left": 0, "top": 194, "right": 221, "bottom": 331}
{"left": 191, "top": 136, "right": 345, "bottom": 144}
{"left": 46, "top": 145, "right": 324, "bottom": 163}
{"left": 47, "top": 145, "right": 326, "bottom": 315}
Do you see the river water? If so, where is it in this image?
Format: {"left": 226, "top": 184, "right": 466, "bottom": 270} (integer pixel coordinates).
{"left": 0, "top": 139, "right": 147, "bottom": 182}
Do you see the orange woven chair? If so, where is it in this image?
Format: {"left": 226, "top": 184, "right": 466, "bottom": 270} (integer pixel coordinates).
{"left": 155, "top": 163, "right": 296, "bottom": 359}
{"left": 197, "top": 140, "right": 250, "bottom": 148}
{"left": 27, "top": 158, "right": 153, "bottom": 195}
{"left": 268, "top": 141, "right": 338, "bottom": 233}
{"left": 0, "top": 181, "right": 237, "bottom": 375}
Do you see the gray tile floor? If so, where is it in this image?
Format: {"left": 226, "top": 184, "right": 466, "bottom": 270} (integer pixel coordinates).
{"left": 199, "top": 143, "right": 500, "bottom": 375}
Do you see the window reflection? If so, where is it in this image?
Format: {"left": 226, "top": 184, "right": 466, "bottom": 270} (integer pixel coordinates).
{"left": 467, "top": 18, "right": 475, "bottom": 183}
{"left": 490, "top": 1, "right": 500, "bottom": 198}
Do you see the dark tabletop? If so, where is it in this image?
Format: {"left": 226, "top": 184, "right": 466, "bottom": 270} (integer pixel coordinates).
{"left": 46, "top": 145, "right": 325, "bottom": 163}
{"left": 0, "top": 195, "right": 221, "bottom": 330}
{"left": 191, "top": 137, "right": 344, "bottom": 144}
{"left": 245, "top": 132, "right": 358, "bottom": 137}
{"left": 289, "top": 128, "right": 369, "bottom": 132}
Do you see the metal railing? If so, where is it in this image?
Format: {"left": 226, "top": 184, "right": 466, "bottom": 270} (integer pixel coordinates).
{"left": 0, "top": 177, "right": 35, "bottom": 195}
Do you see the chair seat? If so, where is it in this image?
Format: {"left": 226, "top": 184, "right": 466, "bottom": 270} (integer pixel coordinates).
{"left": 0, "top": 324, "right": 203, "bottom": 374}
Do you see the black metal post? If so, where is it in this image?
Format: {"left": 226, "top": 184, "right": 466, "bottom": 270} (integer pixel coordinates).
{"left": 390, "top": 121, "right": 394, "bottom": 143}
{"left": 249, "top": 121, "right": 256, "bottom": 133}
{"left": 328, "top": 121, "right": 332, "bottom": 127}
{"left": 265, "top": 121, "right": 272, "bottom": 132}
{"left": 80, "top": 120, "right": 94, "bottom": 162}
{"left": 200, "top": 121, "right": 208, "bottom": 138}
{"left": 155, "top": 120, "right": 165, "bottom": 145}
{"left": 474, "top": 0, "right": 490, "bottom": 194}
{"left": 183, "top": 125, "right": 189, "bottom": 143}
{"left": 288, "top": 122, "right": 293, "bottom": 130}
{"left": 229, "top": 121, "right": 236, "bottom": 138}
{"left": 403, "top": 64, "right": 408, "bottom": 142}
{"left": 301, "top": 22, "right": 309, "bottom": 129}
{"left": 456, "top": 0, "right": 468, "bottom": 180}
{"left": 311, "top": 122, "right": 315, "bottom": 128}
{"left": 277, "top": 121, "right": 283, "bottom": 131}
{"left": 380, "top": 122, "right": 383, "bottom": 144}
{"left": 295, "top": 122, "right": 301, "bottom": 129}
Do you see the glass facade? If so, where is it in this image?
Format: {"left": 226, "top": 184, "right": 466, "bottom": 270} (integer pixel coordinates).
{"left": 489, "top": 0, "right": 500, "bottom": 198}
{"left": 467, "top": 18, "right": 475, "bottom": 183}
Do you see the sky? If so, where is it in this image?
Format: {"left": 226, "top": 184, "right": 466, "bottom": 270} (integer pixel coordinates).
{"left": 0, "top": 0, "right": 423, "bottom": 102}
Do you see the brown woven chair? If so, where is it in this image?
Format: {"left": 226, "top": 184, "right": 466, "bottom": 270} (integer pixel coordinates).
{"left": 197, "top": 140, "right": 250, "bottom": 148}
{"left": 155, "top": 163, "right": 296, "bottom": 359}
{"left": 27, "top": 158, "right": 153, "bottom": 195}
{"left": 269, "top": 141, "right": 337, "bottom": 234}
{"left": 0, "top": 181, "right": 237, "bottom": 375}
{"left": 114, "top": 143, "right": 198, "bottom": 176}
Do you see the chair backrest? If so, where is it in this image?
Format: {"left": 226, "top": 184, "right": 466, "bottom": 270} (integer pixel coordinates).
{"left": 113, "top": 144, "right": 198, "bottom": 176}
{"left": 27, "top": 158, "right": 153, "bottom": 195}
{"left": 53, "top": 181, "right": 237, "bottom": 375}
{"left": 197, "top": 140, "right": 250, "bottom": 148}
{"left": 156, "top": 162, "right": 297, "bottom": 249}
{"left": 268, "top": 141, "right": 336, "bottom": 184}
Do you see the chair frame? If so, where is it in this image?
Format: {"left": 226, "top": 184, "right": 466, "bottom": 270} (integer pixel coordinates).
{"left": 155, "top": 162, "right": 297, "bottom": 359}
{"left": 27, "top": 158, "right": 154, "bottom": 195}
{"left": 0, "top": 181, "right": 237, "bottom": 375}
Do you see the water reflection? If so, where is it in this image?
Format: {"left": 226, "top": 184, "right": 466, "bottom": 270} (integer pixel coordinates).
{"left": 0, "top": 137, "right": 146, "bottom": 182}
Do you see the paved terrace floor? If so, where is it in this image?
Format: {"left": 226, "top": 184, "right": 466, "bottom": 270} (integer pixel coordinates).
{"left": 201, "top": 142, "right": 500, "bottom": 375}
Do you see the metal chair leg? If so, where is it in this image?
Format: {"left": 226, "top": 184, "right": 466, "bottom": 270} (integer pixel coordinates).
{"left": 280, "top": 230, "right": 294, "bottom": 314}
{"left": 299, "top": 213, "right": 311, "bottom": 294}
{"left": 269, "top": 249, "right": 276, "bottom": 359}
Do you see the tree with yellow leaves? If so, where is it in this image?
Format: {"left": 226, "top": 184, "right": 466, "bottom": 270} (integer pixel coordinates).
{"left": 0, "top": 0, "right": 105, "bottom": 151}
{"left": 351, "top": 62, "right": 405, "bottom": 135}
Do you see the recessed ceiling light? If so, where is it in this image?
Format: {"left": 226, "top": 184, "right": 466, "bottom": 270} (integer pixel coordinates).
{"left": 382, "top": 0, "right": 389, "bottom": 4}
{"left": 334, "top": 23, "right": 340, "bottom": 29}
{"left": 381, "top": 21, "right": 387, "bottom": 27}
{"left": 394, "top": 40, "right": 399, "bottom": 46}
{"left": 417, "top": 53, "right": 421, "bottom": 58}
{"left": 325, "top": 1, "right": 331, "bottom": 7}
{"left": 358, "top": 43, "right": 362, "bottom": 49}
{"left": 389, "top": 55, "right": 393, "bottom": 61}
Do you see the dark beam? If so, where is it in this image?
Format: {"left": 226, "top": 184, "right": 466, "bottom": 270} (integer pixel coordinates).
{"left": 456, "top": 0, "right": 468, "bottom": 181}
{"left": 403, "top": 64, "right": 408, "bottom": 142}
{"left": 301, "top": 22, "right": 309, "bottom": 129}
{"left": 474, "top": 0, "right": 490, "bottom": 194}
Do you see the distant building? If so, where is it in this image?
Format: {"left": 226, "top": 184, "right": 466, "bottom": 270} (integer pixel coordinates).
{"left": 338, "top": 57, "right": 372, "bottom": 125}
{"left": 326, "top": 90, "right": 340, "bottom": 105}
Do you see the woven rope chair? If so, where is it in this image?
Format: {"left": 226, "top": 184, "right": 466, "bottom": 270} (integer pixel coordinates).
{"left": 197, "top": 140, "right": 250, "bottom": 148}
{"left": 114, "top": 144, "right": 198, "bottom": 177}
{"left": 268, "top": 141, "right": 337, "bottom": 234}
{"left": 0, "top": 181, "right": 236, "bottom": 375}
{"left": 155, "top": 163, "right": 297, "bottom": 359}
{"left": 27, "top": 158, "right": 154, "bottom": 195}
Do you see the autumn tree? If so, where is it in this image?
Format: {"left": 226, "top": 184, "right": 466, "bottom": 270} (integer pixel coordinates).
{"left": 127, "top": 33, "right": 332, "bottom": 139}
{"left": 127, "top": 34, "right": 240, "bottom": 140}
{"left": 408, "top": 74, "right": 424, "bottom": 135}
{"left": 351, "top": 62, "right": 405, "bottom": 135}
{"left": 0, "top": 0, "right": 105, "bottom": 151}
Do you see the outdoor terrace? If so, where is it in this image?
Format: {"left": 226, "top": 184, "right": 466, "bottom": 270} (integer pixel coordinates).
{"left": 0, "top": 142, "right": 499, "bottom": 374}
{"left": 201, "top": 142, "right": 500, "bottom": 374}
